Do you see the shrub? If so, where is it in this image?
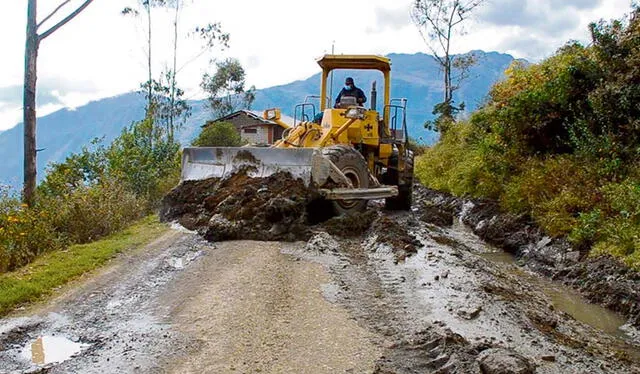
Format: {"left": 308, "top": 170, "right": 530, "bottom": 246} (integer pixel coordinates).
{"left": 0, "top": 187, "right": 62, "bottom": 272}
{"left": 192, "top": 121, "right": 242, "bottom": 147}
{"left": 501, "top": 156, "right": 601, "bottom": 236}
{"left": 38, "top": 179, "right": 145, "bottom": 244}
{"left": 416, "top": 6, "right": 640, "bottom": 268}
{"left": 416, "top": 121, "right": 514, "bottom": 199}
{"left": 1, "top": 115, "right": 182, "bottom": 274}
{"left": 107, "top": 118, "right": 181, "bottom": 206}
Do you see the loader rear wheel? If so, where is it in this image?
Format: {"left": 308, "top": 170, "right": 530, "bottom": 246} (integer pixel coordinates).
{"left": 322, "top": 145, "right": 369, "bottom": 215}
{"left": 384, "top": 150, "right": 414, "bottom": 211}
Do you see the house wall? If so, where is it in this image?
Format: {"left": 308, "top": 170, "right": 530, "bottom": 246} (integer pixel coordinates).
{"left": 241, "top": 125, "right": 270, "bottom": 144}
{"left": 211, "top": 112, "right": 279, "bottom": 145}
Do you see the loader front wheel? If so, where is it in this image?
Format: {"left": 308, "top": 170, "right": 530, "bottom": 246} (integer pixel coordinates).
{"left": 322, "top": 145, "right": 369, "bottom": 215}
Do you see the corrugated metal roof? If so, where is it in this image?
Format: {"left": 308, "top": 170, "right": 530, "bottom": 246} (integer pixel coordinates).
{"left": 205, "top": 109, "right": 295, "bottom": 128}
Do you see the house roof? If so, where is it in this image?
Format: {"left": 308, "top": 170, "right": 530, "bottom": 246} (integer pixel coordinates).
{"left": 205, "top": 110, "right": 294, "bottom": 128}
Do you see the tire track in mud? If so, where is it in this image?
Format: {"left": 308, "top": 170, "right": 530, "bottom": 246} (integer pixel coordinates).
{"left": 297, "top": 210, "right": 640, "bottom": 374}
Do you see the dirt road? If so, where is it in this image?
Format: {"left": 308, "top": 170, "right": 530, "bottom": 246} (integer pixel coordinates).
{"left": 163, "top": 241, "right": 380, "bottom": 373}
{"left": 1, "top": 196, "right": 640, "bottom": 373}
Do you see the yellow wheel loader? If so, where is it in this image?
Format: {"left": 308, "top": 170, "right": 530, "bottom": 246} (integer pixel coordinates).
{"left": 181, "top": 54, "right": 414, "bottom": 214}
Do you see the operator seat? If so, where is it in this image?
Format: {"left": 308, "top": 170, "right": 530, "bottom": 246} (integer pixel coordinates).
{"left": 336, "top": 96, "right": 358, "bottom": 109}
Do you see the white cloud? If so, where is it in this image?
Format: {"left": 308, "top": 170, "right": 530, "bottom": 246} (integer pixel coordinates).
{"left": 0, "top": 0, "right": 634, "bottom": 130}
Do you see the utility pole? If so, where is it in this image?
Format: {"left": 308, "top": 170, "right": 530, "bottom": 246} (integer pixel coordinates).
{"left": 23, "top": 0, "right": 38, "bottom": 206}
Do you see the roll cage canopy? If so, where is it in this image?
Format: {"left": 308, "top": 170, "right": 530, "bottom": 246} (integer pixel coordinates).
{"left": 317, "top": 54, "right": 392, "bottom": 113}
{"left": 317, "top": 54, "right": 391, "bottom": 72}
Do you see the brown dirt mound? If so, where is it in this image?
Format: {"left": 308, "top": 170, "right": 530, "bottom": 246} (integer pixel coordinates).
{"left": 160, "top": 172, "right": 322, "bottom": 242}
{"left": 370, "top": 216, "right": 421, "bottom": 261}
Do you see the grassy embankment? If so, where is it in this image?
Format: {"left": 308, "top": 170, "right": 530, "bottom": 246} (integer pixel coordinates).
{"left": 0, "top": 216, "right": 167, "bottom": 316}
{"left": 416, "top": 8, "right": 640, "bottom": 268}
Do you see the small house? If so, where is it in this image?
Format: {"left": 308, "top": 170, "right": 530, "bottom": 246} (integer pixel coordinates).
{"left": 207, "top": 110, "right": 293, "bottom": 145}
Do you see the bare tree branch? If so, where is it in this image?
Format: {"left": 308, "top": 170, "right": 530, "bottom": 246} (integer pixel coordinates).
{"left": 411, "top": 0, "right": 486, "bottom": 127}
{"left": 37, "top": 0, "right": 72, "bottom": 29}
{"left": 38, "top": 0, "right": 94, "bottom": 41}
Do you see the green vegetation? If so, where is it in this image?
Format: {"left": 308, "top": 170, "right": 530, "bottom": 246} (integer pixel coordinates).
{"left": 0, "top": 216, "right": 167, "bottom": 316}
{"left": 192, "top": 121, "right": 243, "bottom": 147}
{"left": 416, "top": 7, "right": 640, "bottom": 268}
{"left": 0, "top": 117, "right": 180, "bottom": 273}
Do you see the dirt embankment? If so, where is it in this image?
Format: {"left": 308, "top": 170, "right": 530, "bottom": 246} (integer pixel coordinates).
{"left": 414, "top": 184, "right": 640, "bottom": 328}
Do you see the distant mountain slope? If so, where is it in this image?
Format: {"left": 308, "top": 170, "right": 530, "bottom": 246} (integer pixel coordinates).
{"left": 0, "top": 51, "right": 518, "bottom": 187}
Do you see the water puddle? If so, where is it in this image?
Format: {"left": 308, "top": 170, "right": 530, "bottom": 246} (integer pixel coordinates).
{"left": 165, "top": 250, "right": 203, "bottom": 270}
{"left": 20, "top": 335, "right": 88, "bottom": 365}
{"left": 479, "top": 250, "right": 628, "bottom": 337}
{"left": 444, "top": 220, "right": 631, "bottom": 337}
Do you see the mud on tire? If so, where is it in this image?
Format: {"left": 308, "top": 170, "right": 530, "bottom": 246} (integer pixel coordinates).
{"left": 322, "top": 145, "right": 369, "bottom": 215}
{"left": 384, "top": 150, "right": 414, "bottom": 211}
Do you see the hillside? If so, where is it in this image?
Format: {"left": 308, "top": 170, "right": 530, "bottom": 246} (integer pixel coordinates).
{"left": 0, "top": 51, "right": 518, "bottom": 187}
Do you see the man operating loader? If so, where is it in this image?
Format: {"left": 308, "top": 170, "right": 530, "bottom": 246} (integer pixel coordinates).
{"left": 334, "top": 77, "right": 367, "bottom": 108}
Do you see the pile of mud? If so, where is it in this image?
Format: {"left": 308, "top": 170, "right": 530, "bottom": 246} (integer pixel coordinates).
{"left": 160, "top": 172, "right": 321, "bottom": 242}
{"left": 160, "top": 172, "right": 420, "bottom": 259}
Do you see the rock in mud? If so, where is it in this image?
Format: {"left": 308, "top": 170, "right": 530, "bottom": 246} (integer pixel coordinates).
{"left": 477, "top": 348, "right": 534, "bottom": 374}
{"left": 369, "top": 216, "right": 421, "bottom": 261}
{"left": 457, "top": 305, "right": 483, "bottom": 320}
{"left": 306, "top": 232, "right": 340, "bottom": 253}
{"left": 322, "top": 209, "right": 378, "bottom": 237}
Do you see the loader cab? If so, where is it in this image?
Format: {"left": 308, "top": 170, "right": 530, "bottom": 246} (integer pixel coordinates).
{"left": 315, "top": 55, "right": 407, "bottom": 144}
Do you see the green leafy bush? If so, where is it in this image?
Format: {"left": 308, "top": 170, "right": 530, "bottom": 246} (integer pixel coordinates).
{"left": 0, "top": 116, "right": 181, "bottom": 273}
{"left": 416, "top": 6, "right": 640, "bottom": 267}
{"left": 0, "top": 188, "right": 62, "bottom": 272}
{"left": 192, "top": 121, "right": 242, "bottom": 147}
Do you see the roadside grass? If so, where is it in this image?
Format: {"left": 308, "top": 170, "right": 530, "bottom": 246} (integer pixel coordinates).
{"left": 0, "top": 215, "right": 168, "bottom": 316}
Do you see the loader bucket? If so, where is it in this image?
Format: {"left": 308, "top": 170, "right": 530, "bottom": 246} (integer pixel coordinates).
{"left": 181, "top": 147, "right": 329, "bottom": 186}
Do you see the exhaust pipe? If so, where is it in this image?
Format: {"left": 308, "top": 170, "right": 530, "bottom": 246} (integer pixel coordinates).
{"left": 370, "top": 81, "right": 377, "bottom": 111}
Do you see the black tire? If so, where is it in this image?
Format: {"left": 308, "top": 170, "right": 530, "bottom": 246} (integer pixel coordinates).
{"left": 322, "top": 145, "right": 369, "bottom": 215}
{"left": 385, "top": 150, "right": 414, "bottom": 211}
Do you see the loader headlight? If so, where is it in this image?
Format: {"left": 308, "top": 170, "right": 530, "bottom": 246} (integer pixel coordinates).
{"left": 345, "top": 107, "right": 365, "bottom": 119}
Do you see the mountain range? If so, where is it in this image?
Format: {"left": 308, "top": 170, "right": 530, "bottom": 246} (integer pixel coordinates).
{"left": 0, "top": 50, "right": 520, "bottom": 188}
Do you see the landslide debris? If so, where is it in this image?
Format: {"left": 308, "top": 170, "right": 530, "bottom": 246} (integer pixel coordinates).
{"left": 160, "top": 172, "right": 321, "bottom": 242}
{"left": 161, "top": 171, "right": 422, "bottom": 263}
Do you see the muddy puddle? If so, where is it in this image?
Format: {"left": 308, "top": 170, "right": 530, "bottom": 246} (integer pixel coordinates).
{"left": 480, "top": 250, "right": 628, "bottom": 333}
{"left": 447, "top": 220, "right": 636, "bottom": 341}
{"left": 20, "top": 335, "right": 88, "bottom": 365}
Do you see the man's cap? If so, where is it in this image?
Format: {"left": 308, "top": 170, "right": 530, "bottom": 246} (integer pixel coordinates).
{"left": 345, "top": 77, "right": 354, "bottom": 84}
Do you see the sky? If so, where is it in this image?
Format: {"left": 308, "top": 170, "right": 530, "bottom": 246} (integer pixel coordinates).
{"left": 0, "top": 0, "right": 634, "bottom": 131}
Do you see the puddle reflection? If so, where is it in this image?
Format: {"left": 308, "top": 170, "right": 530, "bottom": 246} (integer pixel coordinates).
{"left": 21, "top": 336, "right": 88, "bottom": 365}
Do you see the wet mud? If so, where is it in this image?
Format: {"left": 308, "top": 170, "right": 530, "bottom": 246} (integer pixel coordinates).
{"left": 160, "top": 172, "right": 318, "bottom": 242}
{"left": 415, "top": 184, "right": 640, "bottom": 330}
{"left": 300, "top": 209, "right": 640, "bottom": 374}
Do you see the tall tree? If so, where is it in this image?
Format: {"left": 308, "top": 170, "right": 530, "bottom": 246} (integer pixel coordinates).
{"left": 201, "top": 58, "right": 256, "bottom": 118}
{"left": 411, "top": 0, "right": 485, "bottom": 130}
{"left": 23, "top": 0, "right": 94, "bottom": 206}
{"left": 123, "top": 2, "right": 229, "bottom": 139}
{"left": 122, "top": 0, "right": 167, "bottom": 117}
